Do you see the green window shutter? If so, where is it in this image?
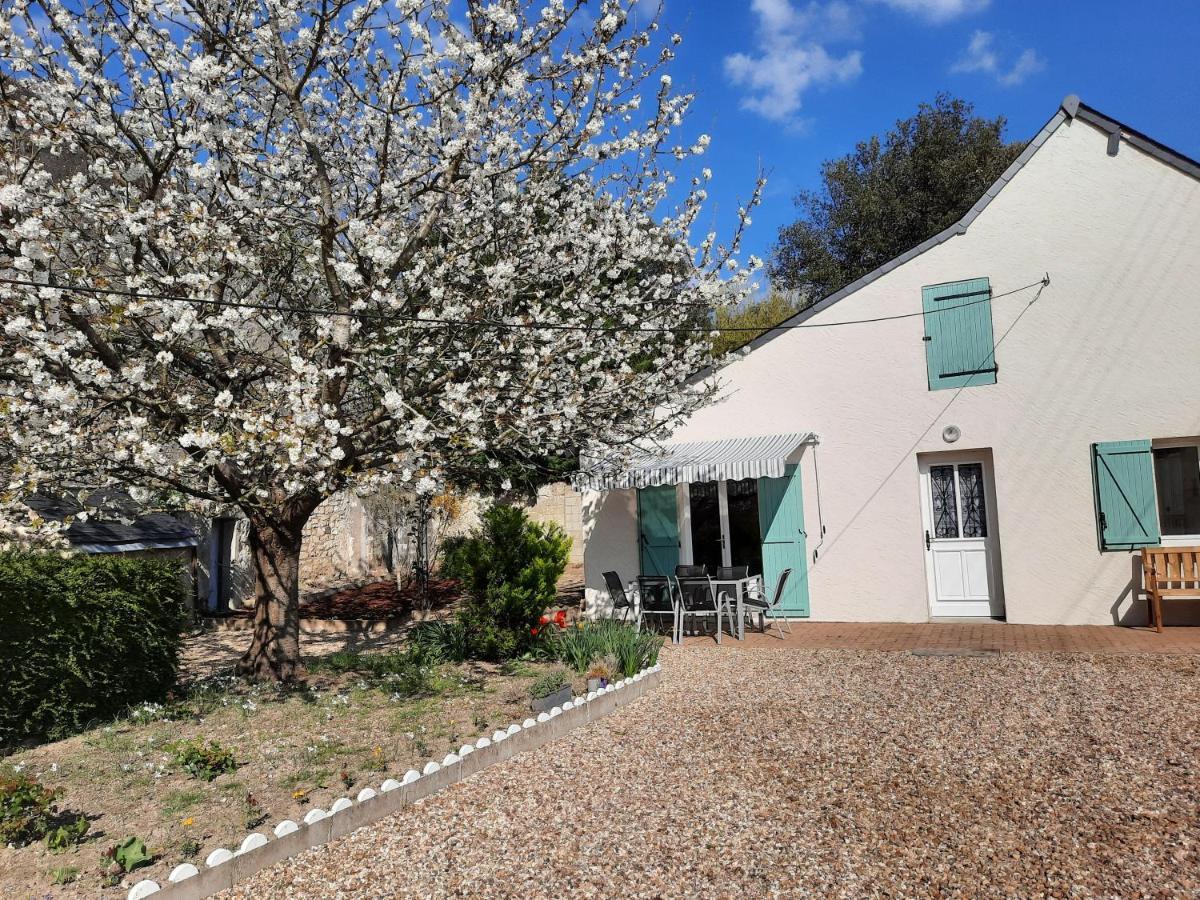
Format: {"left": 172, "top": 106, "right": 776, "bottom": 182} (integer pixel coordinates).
{"left": 922, "top": 277, "right": 997, "bottom": 391}
{"left": 757, "top": 464, "right": 809, "bottom": 617}
{"left": 637, "top": 486, "right": 679, "bottom": 576}
{"left": 1092, "top": 440, "right": 1161, "bottom": 551}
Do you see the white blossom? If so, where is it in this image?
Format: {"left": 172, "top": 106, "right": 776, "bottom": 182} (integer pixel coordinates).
{"left": 0, "top": 0, "right": 763, "bottom": 676}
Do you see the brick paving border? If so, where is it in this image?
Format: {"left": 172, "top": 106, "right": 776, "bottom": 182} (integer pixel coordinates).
{"left": 683, "top": 622, "right": 1200, "bottom": 654}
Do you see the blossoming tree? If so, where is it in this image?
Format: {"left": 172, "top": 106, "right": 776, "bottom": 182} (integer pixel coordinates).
{"left": 0, "top": 0, "right": 759, "bottom": 679}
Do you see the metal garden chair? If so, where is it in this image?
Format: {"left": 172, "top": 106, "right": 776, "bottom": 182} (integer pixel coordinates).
{"left": 672, "top": 572, "right": 731, "bottom": 644}
{"left": 742, "top": 568, "right": 794, "bottom": 638}
{"left": 601, "top": 571, "right": 636, "bottom": 627}
{"left": 637, "top": 575, "right": 679, "bottom": 641}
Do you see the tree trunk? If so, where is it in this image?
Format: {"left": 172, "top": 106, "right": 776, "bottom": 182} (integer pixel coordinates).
{"left": 237, "top": 515, "right": 307, "bottom": 682}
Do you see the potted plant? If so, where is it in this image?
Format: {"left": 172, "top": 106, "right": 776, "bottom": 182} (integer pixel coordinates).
{"left": 586, "top": 658, "right": 614, "bottom": 693}
{"left": 528, "top": 669, "right": 572, "bottom": 712}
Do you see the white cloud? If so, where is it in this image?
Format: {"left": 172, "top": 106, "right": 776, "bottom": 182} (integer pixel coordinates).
{"left": 724, "top": 0, "right": 863, "bottom": 124}
{"left": 871, "top": 0, "right": 989, "bottom": 23}
{"left": 951, "top": 30, "right": 1045, "bottom": 86}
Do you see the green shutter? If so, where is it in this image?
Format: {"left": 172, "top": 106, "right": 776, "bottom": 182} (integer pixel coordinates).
{"left": 758, "top": 464, "right": 809, "bottom": 617}
{"left": 922, "top": 277, "right": 997, "bottom": 391}
{"left": 637, "top": 486, "right": 679, "bottom": 576}
{"left": 1092, "top": 440, "right": 1161, "bottom": 551}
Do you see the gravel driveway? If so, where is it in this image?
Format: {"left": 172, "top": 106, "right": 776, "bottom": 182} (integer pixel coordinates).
{"left": 224, "top": 647, "right": 1200, "bottom": 898}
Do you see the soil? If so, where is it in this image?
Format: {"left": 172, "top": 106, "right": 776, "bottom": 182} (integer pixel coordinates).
{"left": 0, "top": 645, "right": 573, "bottom": 898}
{"left": 299, "top": 577, "right": 461, "bottom": 620}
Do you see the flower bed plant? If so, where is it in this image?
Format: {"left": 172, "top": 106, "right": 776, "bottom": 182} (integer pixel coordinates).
{"left": 0, "top": 770, "right": 87, "bottom": 850}
{"left": 552, "top": 620, "right": 663, "bottom": 677}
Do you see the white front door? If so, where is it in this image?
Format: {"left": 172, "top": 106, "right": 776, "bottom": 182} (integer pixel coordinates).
{"left": 919, "top": 454, "right": 1004, "bottom": 618}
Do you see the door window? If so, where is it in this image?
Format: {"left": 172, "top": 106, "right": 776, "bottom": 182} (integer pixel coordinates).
{"left": 688, "top": 481, "right": 722, "bottom": 574}
{"left": 726, "top": 478, "right": 763, "bottom": 575}
{"left": 929, "top": 463, "right": 987, "bottom": 539}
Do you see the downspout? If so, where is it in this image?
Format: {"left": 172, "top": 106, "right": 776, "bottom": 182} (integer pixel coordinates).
{"left": 806, "top": 434, "right": 827, "bottom": 563}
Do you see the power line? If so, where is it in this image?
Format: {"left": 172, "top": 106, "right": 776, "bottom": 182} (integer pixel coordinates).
{"left": 0, "top": 274, "right": 1050, "bottom": 335}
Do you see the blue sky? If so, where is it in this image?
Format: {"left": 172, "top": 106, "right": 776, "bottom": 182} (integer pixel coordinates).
{"left": 649, "top": 0, "right": 1200, "bottom": 275}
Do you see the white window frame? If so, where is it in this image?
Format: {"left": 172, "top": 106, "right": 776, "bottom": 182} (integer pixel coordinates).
{"left": 1150, "top": 437, "right": 1200, "bottom": 546}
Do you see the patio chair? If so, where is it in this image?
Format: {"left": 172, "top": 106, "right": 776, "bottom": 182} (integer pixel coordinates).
{"left": 714, "top": 566, "right": 750, "bottom": 636}
{"left": 637, "top": 575, "right": 679, "bottom": 641}
{"left": 743, "top": 568, "right": 793, "bottom": 638}
{"left": 672, "top": 573, "right": 731, "bottom": 644}
{"left": 601, "top": 571, "right": 636, "bottom": 627}
{"left": 675, "top": 563, "right": 708, "bottom": 578}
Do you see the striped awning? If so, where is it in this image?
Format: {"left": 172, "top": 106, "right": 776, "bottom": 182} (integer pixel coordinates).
{"left": 576, "top": 432, "right": 812, "bottom": 491}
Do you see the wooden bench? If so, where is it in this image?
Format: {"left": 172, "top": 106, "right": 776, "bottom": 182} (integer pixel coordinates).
{"left": 1141, "top": 547, "right": 1200, "bottom": 632}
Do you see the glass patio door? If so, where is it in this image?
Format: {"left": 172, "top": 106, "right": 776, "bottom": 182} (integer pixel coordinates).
{"left": 687, "top": 479, "right": 764, "bottom": 576}
{"left": 727, "top": 478, "right": 763, "bottom": 575}
{"left": 688, "top": 481, "right": 723, "bottom": 574}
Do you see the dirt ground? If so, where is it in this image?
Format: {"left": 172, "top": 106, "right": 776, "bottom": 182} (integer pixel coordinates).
{"left": 1, "top": 631, "right": 573, "bottom": 898}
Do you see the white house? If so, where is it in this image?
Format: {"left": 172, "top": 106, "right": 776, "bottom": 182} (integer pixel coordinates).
{"left": 579, "top": 95, "right": 1200, "bottom": 628}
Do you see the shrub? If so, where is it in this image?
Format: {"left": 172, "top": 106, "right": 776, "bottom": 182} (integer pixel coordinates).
{"left": 171, "top": 739, "right": 238, "bottom": 782}
{"left": 0, "top": 552, "right": 189, "bottom": 748}
{"left": 441, "top": 505, "right": 570, "bottom": 661}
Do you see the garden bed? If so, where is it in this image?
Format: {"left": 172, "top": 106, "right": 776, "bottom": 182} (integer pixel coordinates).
{"left": 0, "top": 651, "right": 575, "bottom": 897}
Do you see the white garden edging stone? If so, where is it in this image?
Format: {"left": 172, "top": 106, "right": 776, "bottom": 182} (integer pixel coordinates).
{"left": 129, "top": 664, "right": 664, "bottom": 900}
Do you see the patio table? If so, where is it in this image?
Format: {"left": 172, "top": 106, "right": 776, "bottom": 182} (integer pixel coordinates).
{"left": 707, "top": 575, "right": 764, "bottom": 640}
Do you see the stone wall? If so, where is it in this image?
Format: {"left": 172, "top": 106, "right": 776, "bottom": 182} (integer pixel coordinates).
{"left": 195, "top": 484, "right": 579, "bottom": 612}
{"left": 524, "top": 482, "right": 583, "bottom": 565}
{"left": 299, "top": 492, "right": 378, "bottom": 593}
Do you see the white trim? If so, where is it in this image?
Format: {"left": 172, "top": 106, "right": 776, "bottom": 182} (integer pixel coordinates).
{"left": 676, "top": 483, "right": 692, "bottom": 566}
{"left": 716, "top": 481, "right": 732, "bottom": 568}
{"left": 1149, "top": 437, "right": 1200, "bottom": 542}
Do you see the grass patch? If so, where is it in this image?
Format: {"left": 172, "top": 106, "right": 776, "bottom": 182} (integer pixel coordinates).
{"left": 161, "top": 789, "right": 204, "bottom": 816}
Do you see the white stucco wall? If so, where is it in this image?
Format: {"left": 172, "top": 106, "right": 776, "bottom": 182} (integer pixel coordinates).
{"left": 584, "top": 113, "right": 1200, "bottom": 626}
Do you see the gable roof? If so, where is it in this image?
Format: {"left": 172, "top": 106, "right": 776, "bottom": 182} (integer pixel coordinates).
{"left": 731, "top": 95, "right": 1200, "bottom": 361}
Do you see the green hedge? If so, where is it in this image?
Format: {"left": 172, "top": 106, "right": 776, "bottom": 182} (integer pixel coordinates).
{"left": 0, "top": 552, "right": 190, "bottom": 748}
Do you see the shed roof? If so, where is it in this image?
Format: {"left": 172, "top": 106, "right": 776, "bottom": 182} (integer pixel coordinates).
{"left": 25, "top": 492, "right": 198, "bottom": 553}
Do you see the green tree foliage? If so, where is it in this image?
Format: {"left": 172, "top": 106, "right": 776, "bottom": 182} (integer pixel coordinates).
{"left": 711, "top": 293, "right": 804, "bottom": 356}
{"left": 441, "top": 506, "right": 570, "bottom": 661}
{"left": 0, "top": 553, "right": 189, "bottom": 747}
{"left": 770, "top": 94, "right": 1025, "bottom": 300}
